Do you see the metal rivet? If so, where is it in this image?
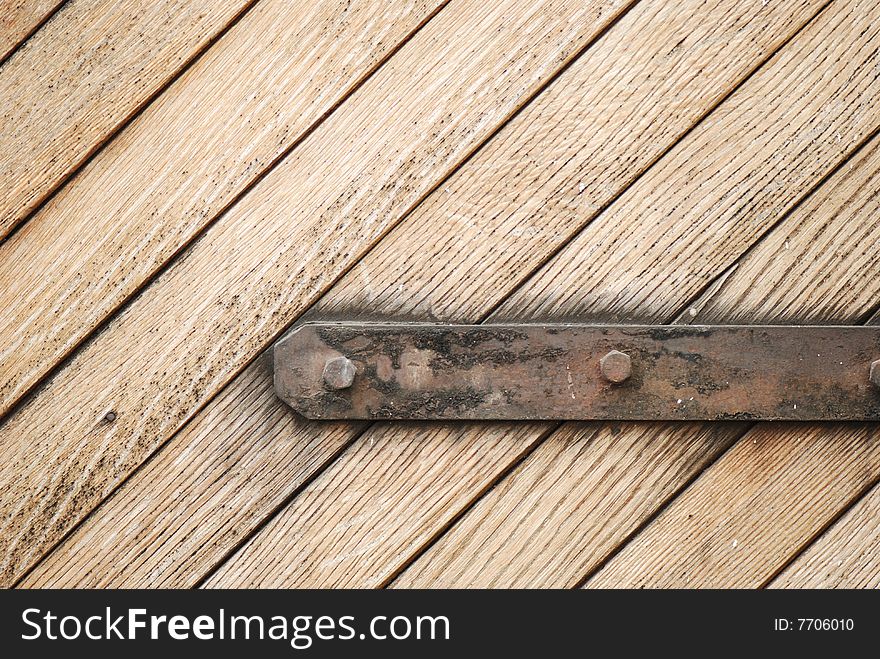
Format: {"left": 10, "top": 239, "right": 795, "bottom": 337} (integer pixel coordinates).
{"left": 323, "top": 356, "right": 356, "bottom": 390}
{"left": 600, "top": 350, "right": 632, "bottom": 384}
{"left": 870, "top": 359, "right": 880, "bottom": 389}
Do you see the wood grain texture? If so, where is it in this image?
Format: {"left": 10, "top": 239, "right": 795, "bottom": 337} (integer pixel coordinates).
{"left": 392, "top": 422, "right": 744, "bottom": 588}
{"left": 398, "top": 132, "right": 880, "bottom": 586}
{"left": 0, "top": 0, "right": 62, "bottom": 62}
{"left": 5, "top": 0, "right": 630, "bottom": 587}
{"left": 587, "top": 424, "right": 880, "bottom": 588}
{"left": 0, "top": 0, "right": 256, "bottom": 240}
{"left": 584, "top": 138, "right": 880, "bottom": 588}
{"left": 694, "top": 138, "right": 880, "bottom": 325}
{"left": 207, "top": 0, "right": 866, "bottom": 587}
{"left": 769, "top": 481, "right": 880, "bottom": 588}
{"left": 205, "top": 422, "right": 547, "bottom": 588}
{"left": 22, "top": 0, "right": 825, "bottom": 588}
{"left": 21, "top": 354, "right": 370, "bottom": 588}
{"left": 494, "top": 0, "right": 880, "bottom": 325}
{"left": 0, "top": 0, "right": 443, "bottom": 420}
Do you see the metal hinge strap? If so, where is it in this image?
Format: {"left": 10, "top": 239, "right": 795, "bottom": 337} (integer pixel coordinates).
{"left": 274, "top": 323, "right": 880, "bottom": 421}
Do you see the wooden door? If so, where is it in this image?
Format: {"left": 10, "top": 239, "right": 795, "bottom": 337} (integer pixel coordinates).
{"left": 1, "top": 0, "right": 878, "bottom": 588}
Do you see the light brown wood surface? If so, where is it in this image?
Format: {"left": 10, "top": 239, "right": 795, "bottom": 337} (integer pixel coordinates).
{"left": 402, "top": 121, "right": 880, "bottom": 589}
{"left": 0, "top": 0, "right": 443, "bottom": 418}
{"left": 5, "top": 0, "right": 632, "bottom": 587}
{"left": 587, "top": 425, "right": 880, "bottom": 588}
{"left": 392, "top": 422, "right": 746, "bottom": 588}
{"left": 9, "top": 0, "right": 880, "bottom": 590}
{"left": 770, "top": 480, "right": 880, "bottom": 588}
{"left": 21, "top": 0, "right": 825, "bottom": 589}
{"left": 0, "top": 0, "right": 257, "bottom": 240}
{"left": 0, "top": 0, "right": 62, "bottom": 62}
{"left": 205, "top": 0, "right": 880, "bottom": 588}
{"left": 585, "top": 139, "right": 880, "bottom": 588}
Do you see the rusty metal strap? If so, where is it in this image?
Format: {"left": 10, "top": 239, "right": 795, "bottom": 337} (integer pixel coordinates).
{"left": 274, "top": 323, "right": 880, "bottom": 421}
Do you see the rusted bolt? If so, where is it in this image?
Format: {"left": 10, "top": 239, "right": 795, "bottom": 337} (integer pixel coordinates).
{"left": 323, "top": 356, "right": 356, "bottom": 390}
{"left": 870, "top": 359, "right": 880, "bottom": 389}
{"left": 600, "top": 350, "right": 632, "bottom": 383}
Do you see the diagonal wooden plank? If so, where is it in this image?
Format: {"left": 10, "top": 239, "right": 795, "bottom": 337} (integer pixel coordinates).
{"left": 203, "top": 0, "right": 880, "bottom": 589}
{"left": 0, "top": 0, "right": 446, "bottom": 419}
{"left": 394, "top": 422, "right": 746, "bottom": 587}
{"left": 584, "top": 142, "right": 880, "bottom": 589}
{"left": 4, "top": 0, "right": 634, "bottom": 588}
{"left": 769, "top": 478, "right": 880, "bottom": 588}
{"left": 0, "top": 0, "right": 63, "bottom": 63}
{"left": 586, "top": 425, "right": 880, "bottom": 588}
{"left": 0, "top": 0, "right": 260, "bottom": 241}
{"left": 400, "top": 134, "right": 880, "bottom": 588}
{"left": 19, "top": 0, "right": 828, "bottom": 588}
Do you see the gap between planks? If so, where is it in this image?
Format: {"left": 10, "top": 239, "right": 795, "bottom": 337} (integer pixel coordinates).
{"left": 578, "top": 157, "right": 880, "bottom": 588}
{"left": 6, "top": 0, "right": 643, "bottom": 587}
{"left": 205, "top": 0, "right": 873, "bottom": 584}
{"left": 17, "top": 0, "right": 848, "bottom": 588}
{"left": 0, "top": 0, "right": 66, "bottom": 66}
{"left": 6, "top": 0, "right": 454, "bottom": 584}
{"left": 403, "top": 129, "right": 878, "bottom": 586}
{"left": 0, "top": 0, "right": 452, "bottom": 425}
{"left": 757, "top": 305, "right": 880, "bottom": 588}
{"left": 0, "top": 0, "right": 263, "bottom": 243}
{"left": 768, "top": 471, "right": 880, "bottom": 588}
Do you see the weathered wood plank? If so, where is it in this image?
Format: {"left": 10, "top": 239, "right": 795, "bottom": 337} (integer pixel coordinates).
{"left": 398, "top": 134, "right": 880, "bottom": 587}
{"left": 0, "top": 0, "right": 62, "bottom": 63}
{"left": 584, "top": 141, "right": 880, "bottom": 589}
{"left": 206, "top": 0, "right": 880, "bottom": 588}
{"left": 769, "top": 481, "right": 880, "bottom": 588}
{"left": 394, "top": 422, "right": 745, "bottom": 588}
{"left": 587, "top": 425, "right": 880, "bottom": 588}
{"left": 4, "top": 0, "right": 632, "bottom": 587}
{"left": 20, "top": 354, "right": 372, "bottom": 589}
{"left": 0, "top": 0, "right": 444, "bottom": 418}
{"left": 21, "top": 0, "right": 827, "bottom": 588}
{"left": 0, "top": 0, "right": 258, "bottom": 240}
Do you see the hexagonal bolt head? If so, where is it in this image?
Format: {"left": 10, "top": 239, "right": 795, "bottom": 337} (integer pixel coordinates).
{"left": 600, "top": 350, "right": 632, "bottom": 384}
{"left": 322, "top": 356, "right": 356, "bottom": 390}
{"left": 870, "top": 359, "right": 880, "bottom": 389}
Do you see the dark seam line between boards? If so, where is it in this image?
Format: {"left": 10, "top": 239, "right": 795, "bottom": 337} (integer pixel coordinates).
{"left": 0, "top": 0, "right": 264, "bottom": 247}
{"left": 8, "top": 0, "right": 459, "bottom": 587}
{"left": 14, "top": 0, "right": 836, "bottom": 588}
{"left": 380, "top": 0, "right": 846, "bottom": 589}
{"left": 571, "top": 213, "right": 880, "bottom": 589}
{"left": 0, "top": 0, "right": 68, "bottom": 69}
{"left": 0, "top": 0, "right": 452, "bottom": 429}
{"left": 184, "top": 0, "right": 649, "bottom": 589}
{"left": 379, "top": 423, "right": 565, "bottom": 589}
{"left": 569, "top": 423, "right": 758, "bottom": 588}
{"left": 759, "top": 307, "right": 880, "bottom": 588}
{"left": 760, "top": 470, "right": 880, "bottom": 588}
{"left": 199, "top": 1, "right": 838, "bottom": 588}
{"left": 473, "top": 0, "right": 836, "bottom": 325}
